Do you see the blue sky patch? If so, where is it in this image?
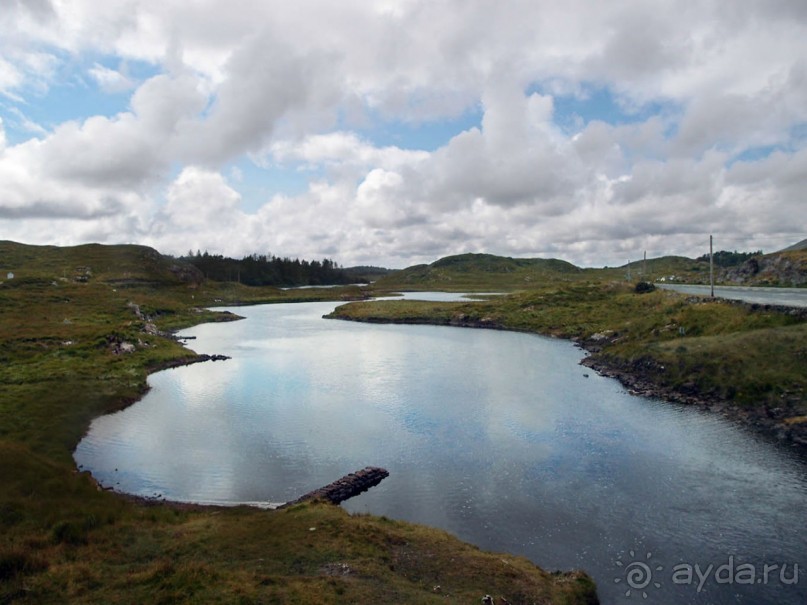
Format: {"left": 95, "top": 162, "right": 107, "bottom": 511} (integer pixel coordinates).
{"left": 546, "top": 84, "right": 677, "bottom": 134}
{"left": 353, "top": 107, "right": 483, "bottom": 151}
{"left": 1, "top": 57, "right": 160, "bottom": 144}
{"left": 231, "top": 158, "right": 318, "bottom": 212}
{"left": 730, "top": 145, "right": 782, "bottom": 165}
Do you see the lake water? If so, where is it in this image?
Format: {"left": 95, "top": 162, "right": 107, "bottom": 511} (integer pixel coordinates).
{"left": 75, "top": 295, "right": 807, "bottom": 604}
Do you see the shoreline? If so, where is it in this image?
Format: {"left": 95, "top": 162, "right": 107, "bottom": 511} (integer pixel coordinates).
{"left": 577, "top": 351, "right": 807, "bottom": 456}
{"left": 79, "top": 307, "right": 391, "bottom": 511}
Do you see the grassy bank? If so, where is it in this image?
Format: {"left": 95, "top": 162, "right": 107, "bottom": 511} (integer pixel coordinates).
{"left": 328, "top": 283, "right": 807, "bottom": 448}
{"left": 0, "top": 242, "right": 598, "bottom": 604}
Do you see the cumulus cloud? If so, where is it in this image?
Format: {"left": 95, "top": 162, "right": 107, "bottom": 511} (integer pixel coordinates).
{"left": 188, "top": 34, "right": 341, "bottom": 165}
{"left": 145, "top": 167, "right": 248, "bottom": 252}
{"left": 0, "top": 0, "right": 805, "bottom": 266}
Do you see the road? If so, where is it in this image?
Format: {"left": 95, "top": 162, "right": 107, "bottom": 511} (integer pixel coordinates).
{"left": 658, "top": 283, "right": 807, "bottom": 308}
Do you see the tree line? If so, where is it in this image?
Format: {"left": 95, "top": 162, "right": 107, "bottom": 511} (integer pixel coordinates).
{"left": 181, "top": 251, "right": 358, "bottom": 287}
{"left": 697, "top": 249, "right": 763, "bottom": 267}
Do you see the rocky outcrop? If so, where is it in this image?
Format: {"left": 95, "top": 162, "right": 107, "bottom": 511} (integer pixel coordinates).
{"left": 722, "top": 252, "right": 807, "bottom": 286}
{"left": 167, "top": 261, "right": 204, "bottom": 284}
{"left": 280, "top": 467, "right": 389, "bottom": 508}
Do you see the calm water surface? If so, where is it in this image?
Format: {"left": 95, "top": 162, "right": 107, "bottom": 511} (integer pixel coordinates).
{"left": 76, "top": 295, "right": 807, "bottom": 604}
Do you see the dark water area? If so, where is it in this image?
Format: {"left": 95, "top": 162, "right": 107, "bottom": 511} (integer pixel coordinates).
{"left": 75, "top": 295, "right": 807, "bottom": 604}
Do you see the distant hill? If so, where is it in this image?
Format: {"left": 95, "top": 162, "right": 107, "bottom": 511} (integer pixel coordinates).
{"left": 374, "top": 252, "right": 582, "bottom": 290}
{"left": 615, "top": 255, "right": 709, "bottom": 283}
{"left": 342, "top": 265, "right": 395, "bottom": 283}
{"left": 431, "top": 253, "right": 579, "bottom": 273}
{"left": 0, "top": 241, "right": 202, "bottom": 287}
{"left": 372, "top": 252, "right": 723, "bottom": 290}
{"left": 779, "top": 238, "right": 807, "bottom": 253}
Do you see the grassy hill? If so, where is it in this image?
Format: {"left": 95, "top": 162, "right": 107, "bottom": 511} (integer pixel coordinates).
{"left": 374, "top": 252, "right": 584, "bottom": 290}
{"left": 0, "top": 241, "right": 203, "bottom": 287}
{"left": 373, "top": 249, "right": 807, "bottom": 291}
{"left": 342, "top": 265, "right": 395, "bottom": 283}
{"left": 779, "top": 238, "right": 807, "bottom": 253}
{"left": 373, "top": 251, "right": 713, "bottom": 291}
{"left": 0, "top": 241, "right": 598, "bottom": 604}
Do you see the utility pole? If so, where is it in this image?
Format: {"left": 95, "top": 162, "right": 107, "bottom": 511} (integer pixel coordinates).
{"left": 709, "top": 235, "right": 714, "bottom": 298}
{"left": 627, "top": 260, "right": 631, "bottom": 281}
{"left": 643, "top": 250, "right": 647, "bottom": 281}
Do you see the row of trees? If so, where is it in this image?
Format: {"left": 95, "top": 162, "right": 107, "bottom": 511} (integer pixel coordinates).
{"left": 697, "top": 250, "right": 763, "bottom": 267}
{"left": 181, "top": 251, "right": 357, "bottom": 287}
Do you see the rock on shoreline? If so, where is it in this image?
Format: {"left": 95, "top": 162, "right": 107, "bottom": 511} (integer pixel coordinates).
{"left": 280, "top": 467, "right": 390, "bottom": 508}
{"left": 151, "top": 353, "right": 231, "bottom": 371}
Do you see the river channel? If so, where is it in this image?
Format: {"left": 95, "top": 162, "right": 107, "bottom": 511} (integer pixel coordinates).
{"left": 75, "top": 294, "right": 807, "bottom": 604}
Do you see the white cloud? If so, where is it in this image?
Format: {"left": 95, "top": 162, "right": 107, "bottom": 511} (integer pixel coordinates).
{"left": 0, "top": 129, "right": 148, "bottom": 220}
{"left": 6, "top": 107, "right": 47, "bottom": 135}
{"left": 0, "top": 0, "right": 805, "bottom": 266}
{"left": 88, "top": 63, "right": 135, "bottom": 93}
{"left": 0, "top": 56, "right": 23, "bottom": 93}
{"left": 150, "top": 166, "right": 245, "bottom": 245}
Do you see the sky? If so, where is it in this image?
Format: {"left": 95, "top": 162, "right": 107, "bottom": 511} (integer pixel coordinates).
{"left": 1, "top": 0, "right": 806, "bottom": 268}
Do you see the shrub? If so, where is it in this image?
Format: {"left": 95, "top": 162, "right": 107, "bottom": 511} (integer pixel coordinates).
{"left": 51, "top": 519, "right": 89, "bottom": 545}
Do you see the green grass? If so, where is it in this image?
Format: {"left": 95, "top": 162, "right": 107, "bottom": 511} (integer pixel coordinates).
{"left": 647, "top": 323, "right": 807, "bottom": 404}
{"left": 0, "top": 242, "right": 598, "bottom": 604}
